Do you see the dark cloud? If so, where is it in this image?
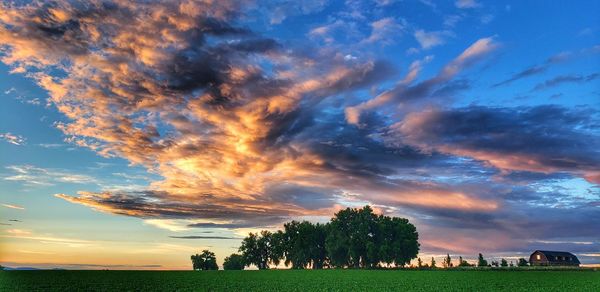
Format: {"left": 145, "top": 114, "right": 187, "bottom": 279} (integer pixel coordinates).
{"left": 491, "top": 52, "right": 573, "bottom": 88}
{"left": 532, "top": 73, "right": 600, "bottom": 91}
{"left": 491, "top": 65, "right": 547, "bottom": 88}
{"left": 56, "top": 191, "right": 293, "bottom": 228}
{"left": 169, "top": 235, "right": 242, "bottom": 240}
{"left": 394, "top": 105, "right": 600, "bottom": 181}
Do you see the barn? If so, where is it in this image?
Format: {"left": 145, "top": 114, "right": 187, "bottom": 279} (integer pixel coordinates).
{"left": 529, "top": 250, "right": 580, "bottom": 266}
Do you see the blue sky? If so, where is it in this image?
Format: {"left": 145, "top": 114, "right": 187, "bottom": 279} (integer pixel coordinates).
{"left": 0, "top": 0, "right": 599, "bottom": 269}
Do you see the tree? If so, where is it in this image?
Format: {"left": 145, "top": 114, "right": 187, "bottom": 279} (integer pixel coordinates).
{"left": 417, "top": 258, "right": 423, "bottom": 268}
{"left": 270, "top": 230, "right": 287, "bottom": 268}
{"left": 223, "top": 254, "right": 245, "bottom": 270}
{"left": 477, "top": 253, "right": 488, "bottom": 267}
{"left": 283, "top": 220, "right": 313, "bottom": 269}
{"left": 326, "top": 206, "right": 379, "bottom": 268}
{"left": 239, "top": 231, "right": 273, "bottom": 269}
{"left": 0, "top": 265, "right": 4, "bottom": 271}
{"left": 518, "top": 258, "right": 528, "bottom": 267}
{"left": 325, "top": 206, "right": 419, "bottom": 269}
{"left": 500, "top": 258, "right": 508, "bottom": 267}
{"left": 310, "top": 223, "right": 328, "bottom": 269}
{"left": 458, "top": 256, "right": 472, "bottom": 267}
{"left": 430, "top": 257, "right": 437, "bottom": 268}
{"left": 443, "top": 254, "right": 453, "bottom": 268}
{"left": 379, "top": 216, "right": 419, "bottom": 268}
{"left": 235, "top": 205, "right": 420, "bottom": 270}
{"left": 191, "top": 250, "right": 218, "bottom": 270}
{"left": 491, "top": 260, "right": 499, "bottom": 267}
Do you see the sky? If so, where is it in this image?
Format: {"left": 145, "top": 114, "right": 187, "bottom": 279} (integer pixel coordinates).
{"left": 0, "top": 0, "right": 599, "bottom": 270}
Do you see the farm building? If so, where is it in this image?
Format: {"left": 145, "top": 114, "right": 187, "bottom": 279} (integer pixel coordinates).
{"left": 529, "top": 250, "right": 580, "bottom": 266}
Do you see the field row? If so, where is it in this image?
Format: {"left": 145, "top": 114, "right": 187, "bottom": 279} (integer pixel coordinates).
{"left": 1, "top": 269, "right": 599, "bottom": 291}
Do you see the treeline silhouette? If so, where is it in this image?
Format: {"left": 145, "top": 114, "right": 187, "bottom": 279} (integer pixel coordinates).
{"left": 414, "top": 253, "right": 530, "bottom": 269}
{"left": 192, "top": 205, "right": 419, "bottom": 270}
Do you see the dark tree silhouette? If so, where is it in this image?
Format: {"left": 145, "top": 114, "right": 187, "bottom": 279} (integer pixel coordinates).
{"left": 458, "top": 256, "right": 472, "bottom": 267}
{"left": 283, "top": 221, "right": 313, "bottom": 268}
{"left": 270, "top": 230, "right": 286, "bottom": 268}
{"left": 191, "top": 249, "right": 218, "bottom": 270}
{"left": 500, "top": 258, "right": 508, "bottom": 267}
{"left": 443, "top": 254, "right": 452, "bottom": 268}
{"left": 325, "top": 206, "right": 419, "bottom": 268}
{"left": 430, "top": 257, "right": 436, "bottom": 268}
{"left": 310, "top": 223, "right": 328, "bottom": 269}
{"left": 477, "top": 253, "right": 488, "bottom": 267}
{"left": 223, "top": 253, "right": 245, "bottom": 270}
{"left": 517, "top": 258, "right": 528, "bottom": 267}
{"left": 237, "top": 205, "right": 419, "bottom": 270}
{"left": 239, "top": 231, "right": 273, "bottom": 269}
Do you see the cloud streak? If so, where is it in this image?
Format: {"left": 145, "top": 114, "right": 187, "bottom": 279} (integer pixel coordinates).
{"left": 1, "top": 204, "right": 25, "bottom": 210}
{"left": 0, "top": 133, "right": 26, "bottom": 146}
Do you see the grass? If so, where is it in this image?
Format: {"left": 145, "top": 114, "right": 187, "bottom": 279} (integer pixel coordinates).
{"left": 1, "top": 269, "right": 599, "bottom": 291}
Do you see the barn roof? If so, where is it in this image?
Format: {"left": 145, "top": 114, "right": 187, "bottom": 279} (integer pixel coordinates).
{"left": 533, "top": 250, "right": 580, "bottom": 263}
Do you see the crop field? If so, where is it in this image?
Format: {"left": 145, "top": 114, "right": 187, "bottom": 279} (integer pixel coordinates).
{"left": 1, "top": 269, "right": 599, "bottom": 291}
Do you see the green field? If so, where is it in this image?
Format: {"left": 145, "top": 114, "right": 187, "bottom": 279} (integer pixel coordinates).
{"left": 1, "top": 269, "right": 599, "bottom": 291}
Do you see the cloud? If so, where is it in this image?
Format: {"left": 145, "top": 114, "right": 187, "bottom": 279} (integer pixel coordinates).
{"left": 1, "top": 204, "right": 25, "bottom": 210}
{"left": 263, "top": 0, "right": 328, "bottom": 25}
{"left": 2, "top": 229, "right": 94, "bottom": 248}
{"left": 346, "top": 37, "right": 498, "bottom": 124}
{"left": 169, "top": 235, "right": 242, "bottom": 240}
{"left": 413, "top": 29, "right": 452, "bottom": 49}
{"left": 391, "top": 105, "right": 600, "bottom": 183}
{"left": 532, "top": 73, "right": 599, "bottom": 91}
{"left": 3, "top": 165, "right": 98, "bottom": 186}
{"left": 362, "top": 17, "right": 405, "bottom": 44}
{"left": 0, "top": 133, "right": 25, "bottom": 145}
{"left": 0, "top": 1, "right": 399, "bottom": 225}
{"left": 455, "top": 0, "right": 481, "bottom": 9}
{"left": 491, "top": 47, "right": 600, "bottom": 88}
{"left": 144, "top": 219, "right": 190, "bottom": 232}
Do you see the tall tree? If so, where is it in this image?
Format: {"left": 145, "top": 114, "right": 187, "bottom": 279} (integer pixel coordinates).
{"left": 236, "top": 205, "right": 419, "bottom": 270}
{"left": 270, "top": 230, "right": 287, "bottom": 268}
{"left": 430, "top": 257, "right": 437, "bottom": 268}
{"left": 239, "top": 232, "right": 272, "bottom": 270}
{"left": 500, "top": 258, "right": 508, "bottom": 267}
{"left": 326, "top": 206, "right": 380, "bottom": 268}
{"left": 443, "top": 254, "right": 452, "bottom": 268}
{"left": 255, "top": 230, "right": 273, "bottom": 269}
{"left": 223, "top": 254, "right": 245, "bottom": 270}
{"left": 310, "top": 222, "right": 328, "bottom": 269}
{"left": 283, "top": 221, "right": 312, "bottom": 269}
{"left": 477, "top": 253, "right": 488, "bottom": 267}
{"left": 191, "top": 250, "right": 218, "bottom": 270}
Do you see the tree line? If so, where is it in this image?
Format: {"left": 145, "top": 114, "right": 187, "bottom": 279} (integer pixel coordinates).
{"left": 414, "top": 253, "right": 530, "bottom": 269}
{"left": 191, "top": 205, "right": 420, "bottom": 270}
